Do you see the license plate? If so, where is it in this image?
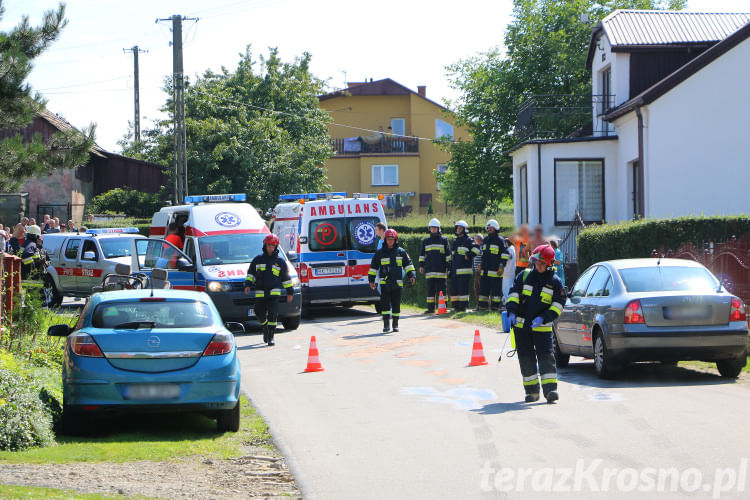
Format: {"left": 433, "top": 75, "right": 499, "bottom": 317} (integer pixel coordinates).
{"left": 124, "top": 384, "right": 180, "bottom": 400}
{"left": 247, "top": 308, "right": 256, "bottom": 317}
{"left": 316, "top": 266, "right": 343, "bottom": 276}
{"left": 663, "top": 305, "right": 712, "bottom": 320}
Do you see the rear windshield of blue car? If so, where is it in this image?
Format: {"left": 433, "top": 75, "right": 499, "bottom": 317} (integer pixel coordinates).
{"left": 92, "top": 300, "right": 214, "bottom": 328}
{"left": 619, "top": 266, "right": 719, "bottom": 293}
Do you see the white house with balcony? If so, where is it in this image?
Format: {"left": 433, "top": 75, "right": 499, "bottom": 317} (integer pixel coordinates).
{"left": 509, "top": 10, "right": 750, "bottom": 244}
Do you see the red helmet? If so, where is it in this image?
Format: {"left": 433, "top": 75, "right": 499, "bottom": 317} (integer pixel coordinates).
{"left": 384, "top": 229, "right": 398, "bottom": 240}
{"left": 263, "top": 234, "right": 280, "bottom": 246}
{"left": 530, "top": 244, "right": 555, "bottom": 267}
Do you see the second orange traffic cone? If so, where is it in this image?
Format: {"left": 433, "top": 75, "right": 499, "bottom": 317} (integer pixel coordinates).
{"left": 303, "top": 336, "right": 325, "bottom": 372}
{"left": 468, "top": 330, "right": 488, "bottom": 366}
{"left": 437, "top": 291, "right": 447, "bottom": 314}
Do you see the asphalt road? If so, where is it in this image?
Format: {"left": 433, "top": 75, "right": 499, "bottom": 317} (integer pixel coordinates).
{"left": 236, "top": 308, "right": 750, "bottom": 499}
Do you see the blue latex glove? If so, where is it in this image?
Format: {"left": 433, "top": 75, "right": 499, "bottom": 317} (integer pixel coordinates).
{"left": 508, "top": 313, "right": 516, "bottom": 326}
{"left": 531, "top": 316, "right": 544, "bottom": 328}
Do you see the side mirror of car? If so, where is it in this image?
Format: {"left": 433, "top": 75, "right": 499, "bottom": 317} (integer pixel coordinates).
{"left": 569, "top": 296, "right": 581, "bottom": 305}
{"left": 48, "top": 324, "right": 72, "bottom": 337}
{"left": 286, "top": 251, "right": 298, "bottom": 263}
{"left": 83, "top": 251, "right": 96, "bottom": 261}
{"left": 177, "top": 257, "right": 195, "bottom": 272}
{"left": 224, "top": 322, "right": 245, "bottom": 334}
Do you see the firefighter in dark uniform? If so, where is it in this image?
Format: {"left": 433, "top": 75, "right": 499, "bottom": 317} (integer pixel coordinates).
{"left": 20, "top": 224, "right": 43, "bottom": 280}
{"left": 369, "top": 229, "right": 416, "bottom": 333}
{"left": 419, "top": 218, "right": 451, "bottom": 313}
{"left": 244, "top": 234, "right": 293, "bottom": 346}
{"left": 506, "top": 244, "right": 565, "bottom": 403}
{"left": 449, "top": 220, "right": 478, "bottom": 312}
{"left": 478, "top": 219, "right": 509, "bottom": 311}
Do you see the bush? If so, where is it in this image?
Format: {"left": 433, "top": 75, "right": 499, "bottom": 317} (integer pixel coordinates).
{"left": 577, "top": 215, "right": 750, "bottom": 271}
{"left": 87, "top": 219, "right": 151, "bottom": 236}
{"left": 0, "top": 368, "right": 55, "bottom": 451}
{"left": 89, "top": 187, "right": 167, "bottom": 218}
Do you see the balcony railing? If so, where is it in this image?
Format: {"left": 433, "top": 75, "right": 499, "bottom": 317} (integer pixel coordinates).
{"left": 330, "top": 136, "right": 419, "bottom": 155}
{"left": 514, "top": 94, "right": 616, "bottom": 141}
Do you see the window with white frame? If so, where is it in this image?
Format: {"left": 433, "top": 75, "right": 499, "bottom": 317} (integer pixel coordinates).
{"left": 435, "top": 119, "right": 454, "bottom": 140}
{"left": 372, "top": 164, "right": 399, "bottom": 186}
{"left": 390, "top": 118, "right": 405, "bottom": 136}
{"left": 518, "top": 164, "right": 528, "bottom": 224}
{"left": 554, "top": 159, "right": 604, "bottom": 224}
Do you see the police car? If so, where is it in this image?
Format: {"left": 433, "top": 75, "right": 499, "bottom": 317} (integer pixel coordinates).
{"left": 43, "top": 228, "right": 145, "bottom": 306}
{"left": 271, "top": 192, "right": 386, "bottom": 313}
{"left": 142, "top": 193, "right": 302, "bottom": 330}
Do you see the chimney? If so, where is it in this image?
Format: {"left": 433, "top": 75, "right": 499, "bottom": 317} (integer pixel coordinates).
{"left": 417, "top": 85, "right": 426, "bottom": 97}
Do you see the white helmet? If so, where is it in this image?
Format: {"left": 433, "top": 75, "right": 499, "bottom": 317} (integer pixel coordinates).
{"left": 454, "top": 220, "right": 469, "bottom": 229}
{"left": 428, "top": 218, "right": 441, "bottom": 229}
{"left": 486, "top": 219, "right": 500, "bottom": 231}
{"left": 26, "top": 225, "right": 42, "bottom": 236}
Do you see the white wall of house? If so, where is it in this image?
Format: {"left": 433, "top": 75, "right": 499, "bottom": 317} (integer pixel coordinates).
{"left": 611, "top": 113, "right": 639, "bottom": 222}
{"left": 640, "top": 36, "right": 750, "bottom": 218}
{"left": 591, "top": 33, "right": 630, "bottom": 136}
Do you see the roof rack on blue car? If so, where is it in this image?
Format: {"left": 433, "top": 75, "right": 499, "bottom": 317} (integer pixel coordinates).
{"left": 184, "top": 193, "right": 247, "bottom": 204}
{"left": 278, "top": 192, "right": 347, "bottom": 201}
{"left": 85, "top": 227, "right": 140, "bottom": 235}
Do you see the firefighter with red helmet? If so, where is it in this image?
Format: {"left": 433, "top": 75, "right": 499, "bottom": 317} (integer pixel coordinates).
{"left": 244, "top": 234, "right": 293, "bottom": 346}
{"left": 505, "top": 244, "right": 565, "bottom": 403}
{"left": 369, "top": 229, "right": 416, "bottom": 333}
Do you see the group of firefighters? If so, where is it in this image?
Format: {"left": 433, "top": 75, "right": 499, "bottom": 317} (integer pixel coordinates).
{"left": 366, "top": 219, "right": 564, "bottom": 404}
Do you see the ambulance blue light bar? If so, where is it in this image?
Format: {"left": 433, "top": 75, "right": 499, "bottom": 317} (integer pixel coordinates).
{"left": 85, "top": 227, "right": 140, "bottom": 234}
{"left": 184, "top": 193, "right": 246, "bottom": 204}
{"left": 278, "top": 192, "right": 347, "bottom": 201}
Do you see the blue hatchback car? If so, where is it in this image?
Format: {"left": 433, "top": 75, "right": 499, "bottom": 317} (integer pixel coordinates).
{"left": 48, "top": 289, "right": 242, "bottom": 433}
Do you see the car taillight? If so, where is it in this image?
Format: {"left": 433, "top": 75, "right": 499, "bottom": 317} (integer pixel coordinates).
{"left": 70, "top": 333, "right": 103, "bottom": 357}
{"left": 298, "top": 263, "right": 309, "bottom": 283}
{"left": 203, "top": 332, "right": 234, "bottom": 356}
{"left": 730, "top": 297, "right": 746, "bottom": 322}
{"left": 624, "top": 300, "right": 645, "bottom": 324}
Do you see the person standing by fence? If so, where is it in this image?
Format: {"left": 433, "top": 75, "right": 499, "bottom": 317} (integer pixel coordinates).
{"left": 472, "top": 234, "right": 483, "bottom": 308}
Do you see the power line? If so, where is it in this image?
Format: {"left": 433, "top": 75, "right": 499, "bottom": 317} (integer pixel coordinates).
{"left": 35, "top": 75, "right": 131, "bottom": 91}
{"left": 191, "top": 88, "right": 455, "bottom": 143}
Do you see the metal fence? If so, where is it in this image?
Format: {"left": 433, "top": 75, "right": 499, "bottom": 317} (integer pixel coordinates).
{"left": 558, "top": 210, "right": 586, "bottom": 284}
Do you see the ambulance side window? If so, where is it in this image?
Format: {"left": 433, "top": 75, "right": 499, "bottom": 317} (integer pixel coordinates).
{"left": 347, "top": 217, "right": 380, "bottom": 252}
{"left": 308, "top": 219, "right": 345, "bottom": 251}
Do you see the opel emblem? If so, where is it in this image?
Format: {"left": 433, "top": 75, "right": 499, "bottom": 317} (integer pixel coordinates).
{"left": 146, "top": 336, "right": 161, "bottom": 348}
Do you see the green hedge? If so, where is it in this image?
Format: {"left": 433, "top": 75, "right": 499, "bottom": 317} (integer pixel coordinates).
{"left": 577, "top": 215, "right": 750, "bottom": 271}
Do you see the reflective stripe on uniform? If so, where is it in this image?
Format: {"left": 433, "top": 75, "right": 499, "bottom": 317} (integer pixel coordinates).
{"left": 381, "top": 258, "right": 391, "bottom": 265}
{"left": 426, "top": 297, "right": 436, "bottom": 303}
{"left": 478, "top": 295, "right": 488, "bottom": 301}
{"left": 453, "top": 294, "right": 470, "bottom": 301}
{"left": 419, "top": 256, "right": 425, "bottom": 262}
{"left": 257, "top": 264, "right": 266, "bottom": 270}
{"left": 245, "top": 274, "right": 255, "bottom": 282}
{"left": 522, "top": 284, "right": 533, "bottom": 296}
{"left": 515, "top": 317, "right": 525, "bottom": 327}
{"left": 425, "top": 244, "right": 444, "bottom": 253}
{"left": 541, "top": 373, "right": 557, "bottom": 384}
{"left": 392, "top": 312, "right": 400, "bottom": 317}
{"left": 532, "top": 323, "right": 553, "bottom": 332}
{"left": 404, "top": 264, "right": 415, "bottom": 273}
{"left": 368, "top": 268, "right": 377, "bottom": 275}
{"left": 457, "top": 247, "right": 468, "bottom": 255}
{"left": 523, "top": 374, "right": 539, "bottom": 386}
{"left": 489, "top": 244, "right": 499, "bottom": 254}
{"left": 270, "top": 288, "right": 282, "bottom": 296}
{"left": 426, "top": 272, "right": 446, "bottom": 279}
{"left": 255, "top": 291, "right": 265, "bottom": 297}
{"left": 506, "top": 292, "right": 519, "bottom": 304}
{"left": 471, "top": 247, "right": 480, "bottom": 255}
{"left": 283, "top": 279, "right": 293, "bottom": 288}
{"left": 485, "top": 270, "right": 501, "bottom": 277}
{"left": 456, "top": 268, "right": 473, "bottom": 275}
{"left": 549, "top": 302, "right": 563, "bottom": 315}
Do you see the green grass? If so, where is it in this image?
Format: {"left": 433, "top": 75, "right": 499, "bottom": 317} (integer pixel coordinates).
{"left": 0, "top": 397, "right": 270, "bottom": 464}
{"left": 401, "top": 304, "right": 506, "bottom": 331}
{"left": 680, "top": 353, "right": 750, "bottom": 374}
{"left": 0, "top": 484, "right": 155, "bottom": 499}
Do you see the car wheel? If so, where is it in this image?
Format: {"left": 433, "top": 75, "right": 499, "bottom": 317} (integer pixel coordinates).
{"left": 41, "top": 276, "right": 62, "bottom": 308}
{"left": 593, "top": 334, "right": 621, "bottom": 379}
{"left": 281, "top": 315, "right": 301, "bottom": 331}
{"left": 716, "top": 353, "right": 747, "bottom": 378}
{"left": 553, "top": 329, "right": 570, "bottom": 368}
{"left": 217, "top": 402, "right": 240, "bottom": 432}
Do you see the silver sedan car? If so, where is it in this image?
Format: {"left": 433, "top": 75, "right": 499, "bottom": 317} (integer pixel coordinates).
{"left": 555, "top": 259, "right": 748, "bottom": 379}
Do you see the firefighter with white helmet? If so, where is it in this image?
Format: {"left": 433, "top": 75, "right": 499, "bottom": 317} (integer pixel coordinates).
{"left": 449, "top": 220, "right": 478, "bottom": 311}
{"left": 506, "top": 244, "right": 565, "bottom": 403}
{"left": 244, "top": 234, "right": 294, "bottom": 346}
{"left": 419, "top": 218, "right": 451, "bottom": 313}
{"left": 478, "top": 219, "right": 509, "bottom": 310}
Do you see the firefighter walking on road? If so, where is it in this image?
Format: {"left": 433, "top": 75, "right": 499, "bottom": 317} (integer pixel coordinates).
{"left": 244, "top": 234, "right": 294, "bottom": 347}
{"left": 449, "top": 220, "right": 478, "bottom": 312}
{"left": 419, "top": 219, "right": 451, "bottom": 313}
{"left": 369, "top": 229, "right": 416, "bottom": 333}
{"left": 505, "top": 244, "right": 565, "bottom": 403}
{"left": 478, "top": 220, "right": 509, "bottom": 311}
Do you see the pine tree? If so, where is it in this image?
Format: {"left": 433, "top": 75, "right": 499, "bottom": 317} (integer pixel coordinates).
{"left": 0, "top": 1, "right": 95, "bottom": 192}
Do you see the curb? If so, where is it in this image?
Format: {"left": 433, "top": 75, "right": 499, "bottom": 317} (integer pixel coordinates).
{"left": 240, "top": 385, "right": 314, "bottom": 499}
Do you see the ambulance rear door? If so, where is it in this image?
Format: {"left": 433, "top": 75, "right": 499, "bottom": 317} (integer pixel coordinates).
{"left": 304, "top": 201, "right": 349, "bottom": 302}
{"left": 344, "top": 199, "right": 382, "bottom": 301}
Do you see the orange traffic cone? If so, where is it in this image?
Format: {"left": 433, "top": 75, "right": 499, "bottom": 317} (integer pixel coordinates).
{"left": 304, "top": 336, "right": 325, "bottom": 372}
{"left": 468, "top": 330, "right": 488, "bottom": 366}
{"left": 437, "top": 291, "right": 447, "bottom": 315}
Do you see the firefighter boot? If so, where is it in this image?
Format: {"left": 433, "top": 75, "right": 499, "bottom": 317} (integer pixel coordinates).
{"left": 525, "top": 393, "right": 540, "bottom": 403}
{"left": 267, "top": 326, "right": 276, "bottom": 346}
{"left": 262, "top": 324, "right": 269, "bottom": 344}
{"left": 383, "top": 316, "right": 391, "bottom": 333}
{"left": 545, "top": 391, "right": 559, "bottom": 403}
{"left": 392, "top": 317, "right": 399, "bottom": 332}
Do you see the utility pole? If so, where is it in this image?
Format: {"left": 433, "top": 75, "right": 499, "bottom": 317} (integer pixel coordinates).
{"left": 123, "top": 46, "right": 147, "bottom": 143}
{"left": 157, "top": 14, "right": 197, "bottom": 204}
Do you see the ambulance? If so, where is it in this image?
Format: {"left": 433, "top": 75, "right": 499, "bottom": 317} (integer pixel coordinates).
{"left": 271, "top": 192, "right": 386, "bottom": 313}
{"left": 135, "top": 193, "right": 301, "bottom": 330}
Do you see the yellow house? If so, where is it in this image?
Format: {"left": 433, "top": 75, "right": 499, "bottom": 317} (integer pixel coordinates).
{"left": 318, "top": 79, "right": 469, "bottom": 214}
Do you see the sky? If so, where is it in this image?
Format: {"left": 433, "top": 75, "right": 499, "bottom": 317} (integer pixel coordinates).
{"left": 2, "top": 0, "right": 749, "bottom": 152}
